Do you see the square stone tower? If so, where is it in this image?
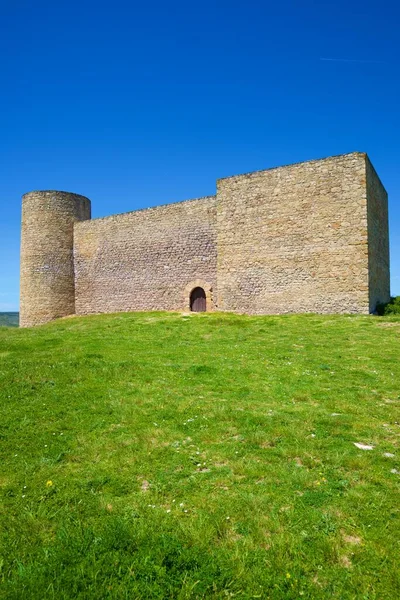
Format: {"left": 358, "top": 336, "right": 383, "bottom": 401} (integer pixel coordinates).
{"left": 216, "top": 152, "right": 389, "bottom": 314}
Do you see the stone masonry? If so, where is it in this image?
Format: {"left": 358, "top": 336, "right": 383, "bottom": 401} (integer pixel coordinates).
{"left": 20, "top": 191, "right": 91, "bottom": 328}
{"left": 74, "top": 196, "right": 218, "bottom": 315}
{"left": 20, "top": 152, "right": 390, "bottom": 327}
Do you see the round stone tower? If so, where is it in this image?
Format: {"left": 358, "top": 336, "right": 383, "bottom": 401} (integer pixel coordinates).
{"left": 20, "top": 190, "right": 91, "bottom": 327}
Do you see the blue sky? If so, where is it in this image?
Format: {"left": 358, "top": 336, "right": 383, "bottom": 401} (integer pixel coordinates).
{"left": 1, "top": 0, "right": 399, "bottom": 311}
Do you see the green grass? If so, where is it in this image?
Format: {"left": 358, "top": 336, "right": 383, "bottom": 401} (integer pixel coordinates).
{"left": 0, "top": 311, "right": 399, "bottom": 599}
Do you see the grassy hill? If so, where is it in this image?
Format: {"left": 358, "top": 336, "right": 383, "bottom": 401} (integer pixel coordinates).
{"left": 0, "top": 312, "right": 19, "bottom": 327}
{"left": 0, "top": 312, "right": 399, "bottom": 599}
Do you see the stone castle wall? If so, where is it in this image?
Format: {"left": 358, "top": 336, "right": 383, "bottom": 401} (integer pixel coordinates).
{"left": 216, "top": 153, "right": 373, "bottom": 314}
{"left": 74, "top": 196, "right": 218, "bottom": 315}
{"left": 19, "top": 152, "right": 390, "bottom": 326}
{"left": 366, "top": 157, "right": 390, "bottom": 311}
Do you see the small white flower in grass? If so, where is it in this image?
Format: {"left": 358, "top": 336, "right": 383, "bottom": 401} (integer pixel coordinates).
{"left": 166, "top": 509, "right": 171, "bottom": 513}
{"left": 22, "top": 495, "right": 25, "bottom": 498}
{"left": 179, "top": 503, "right": 184, "bottom": 507}
{"left": 391, "top": 469, "right": 399, "bottom": 475}
{"left": 226, "top": 516, "right": 230, "bottom": 520}
{"left": 184, "top": 509, "right": 188, "bottom": 513}
{"left": 311, "top": 434, "right": 316, "bottom": 438}
{"left": 354, "top": 443, "right": 374, "bottom": 451}
{"left": 197, "top": 463, "right": 201, "bottom": 467}
{"left": 384, "top": 453, "right": 395, "bottom": 458}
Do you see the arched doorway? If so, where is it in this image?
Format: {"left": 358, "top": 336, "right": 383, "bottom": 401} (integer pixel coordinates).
{"left": 190, "top": 287, "right": 206, "bottom": 312}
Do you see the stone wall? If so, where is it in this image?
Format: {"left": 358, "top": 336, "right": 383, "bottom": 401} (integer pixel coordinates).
{"left": 20, "top": 191, "right": 91, "bottom": 327}
{"left": 216, "top": 153, "right": 371, "bottom": 314}
{"left": 74, "top": 196, "right": 217, "bottom": 315}
{"left": 20, "top": 152, "right": 390, "bottom": 325}
{"left": 366, "top": 157, "right": 390, "bottom": 311}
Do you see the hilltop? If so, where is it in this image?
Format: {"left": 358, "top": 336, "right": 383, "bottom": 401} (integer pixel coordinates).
{"left": 1, "top": 312, "right": 399, "bottom": 599}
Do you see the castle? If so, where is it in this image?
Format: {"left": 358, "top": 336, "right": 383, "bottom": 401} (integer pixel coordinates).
{"left": 20, "top": 152, "right": 390, "bottom": 327}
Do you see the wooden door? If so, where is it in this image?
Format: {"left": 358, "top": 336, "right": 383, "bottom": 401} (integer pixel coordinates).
{"left": 190, "top": 287, "right": 206, "bottom": 312}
